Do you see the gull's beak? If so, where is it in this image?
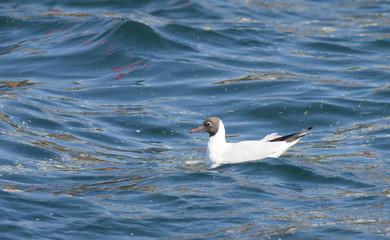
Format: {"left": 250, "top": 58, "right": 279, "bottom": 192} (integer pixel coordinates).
{"left": 189, "top": 126, "right": 205, "bottom": 134}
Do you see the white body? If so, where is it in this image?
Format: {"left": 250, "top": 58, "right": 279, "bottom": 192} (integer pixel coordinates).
{"left": 206, "top": 120, "right": 302, "bottom": 167}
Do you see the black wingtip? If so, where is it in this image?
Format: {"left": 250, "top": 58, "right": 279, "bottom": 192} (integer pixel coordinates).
{"left": 268, "top": 127, "right": 312, "bottom": 143}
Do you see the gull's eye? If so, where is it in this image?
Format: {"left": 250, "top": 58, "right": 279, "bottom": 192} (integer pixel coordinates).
{"left": 206, "top": 122, "right": 212, "bottom": 127}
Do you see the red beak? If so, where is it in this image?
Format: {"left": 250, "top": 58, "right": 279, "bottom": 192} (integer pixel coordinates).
{"left": 189, "top": 126, "right": 204, "bottom": 134}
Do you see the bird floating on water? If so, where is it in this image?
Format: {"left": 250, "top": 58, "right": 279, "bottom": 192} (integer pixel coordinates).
{"left": 189, "top": 117, "right": 311, "bottom": 167}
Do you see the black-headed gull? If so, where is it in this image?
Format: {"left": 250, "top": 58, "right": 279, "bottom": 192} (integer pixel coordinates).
{"left": 190, "top": 117, "right": 311, "bottom": 167}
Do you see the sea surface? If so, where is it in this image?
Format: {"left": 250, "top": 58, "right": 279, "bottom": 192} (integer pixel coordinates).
{"left": 0, "top": 0, "right": 389, "bottom": 239}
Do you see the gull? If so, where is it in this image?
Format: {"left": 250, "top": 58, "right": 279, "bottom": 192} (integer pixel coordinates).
{"left": 189, "top": 117, "right": 311, "bottom": 167}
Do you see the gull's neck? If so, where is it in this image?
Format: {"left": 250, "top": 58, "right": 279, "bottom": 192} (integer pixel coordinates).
{"left": 206, "top": 119, "right": 226, "bottom": 165}
{"left": 210, "top": 119, "right": 226, "bottom": 142}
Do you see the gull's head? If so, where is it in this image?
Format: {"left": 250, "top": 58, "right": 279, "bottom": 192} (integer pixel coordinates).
{"left": 189, "top": 117, "right": 220, "bottom": 137}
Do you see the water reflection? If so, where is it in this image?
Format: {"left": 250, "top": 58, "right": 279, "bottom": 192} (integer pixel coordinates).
{"left": 0, "top": 79, "right": 36, "bottom": 89}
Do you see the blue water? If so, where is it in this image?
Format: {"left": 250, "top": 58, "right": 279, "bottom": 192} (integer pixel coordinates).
{"left": 1, "top": 0, "right": 389, "bottom": 239}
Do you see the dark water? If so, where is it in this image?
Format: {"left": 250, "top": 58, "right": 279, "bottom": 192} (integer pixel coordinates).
{"left": 1, "top": 0, "right": 389, "bottom": 239}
